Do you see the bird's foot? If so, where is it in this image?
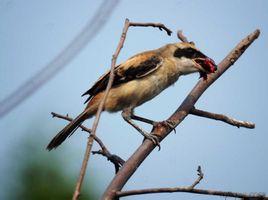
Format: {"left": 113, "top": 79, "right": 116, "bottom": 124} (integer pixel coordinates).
{"left": 142, "top": 132, "right": 161, "bottom": 150}
{"left": 153, "top": 120, "right": 176, "bottom": 134}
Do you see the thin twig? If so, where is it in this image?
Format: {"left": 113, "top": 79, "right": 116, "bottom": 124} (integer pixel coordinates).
{"left": 101, "top": 29, "right": 260, "bottom": 200}
{"left": 72, "top": 19, "right": 125, "bottom": 200}
{"left": 188, "top": 166, "right": 204, "bottom": 189}
{"left": 0, "top": 0, "right": 120, "bottom": 118}
{"left": 117, "top": 165, "right": 265, "bottom": 199}
{"left": 116, "top": 165, "right": 267, "bottom": 199}
{"left": 92, "top": 150, "right": 125, "bottom": 173}
{"left": 190, "top": 107, "right": 255, "bottom": 129}
{"left": 72, "top": 18, "right": 172, "bottom": 200}
{"left": 129, "top": 22, "right": 172, "bottom": 35}
{"left": 51, "top": 112, "right": 125, "bottom": 173}
{"left": 116, "top": 187, "right": 267, "bottom": 199}
{"left": 177, "top": 30, "right": 189, "bottom": 42}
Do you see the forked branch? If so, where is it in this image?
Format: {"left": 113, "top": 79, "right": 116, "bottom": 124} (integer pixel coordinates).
{"left": 71, "top": 18, "right": 172, "bottom": 200}
{"left": 52, "top": 18, "right": 262, "bottom": 200}
{"left": 51, "top": 112, "right": 125, "bottom": 172}
{"left": 116, "top": 186, "right": 267, "bottom": 199}
{"left": 101, "top": 28, "right": 260, "bottom": 199}
{"left": 116, "top": 166, "right": 267, "bottom": 199}
{"left": 188, "top": 166, "right": 204, "bottom": 189}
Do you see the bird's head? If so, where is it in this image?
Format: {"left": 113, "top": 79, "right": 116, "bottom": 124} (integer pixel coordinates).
{"left": 169, "top": 42, "right": 217, "bottom": 79}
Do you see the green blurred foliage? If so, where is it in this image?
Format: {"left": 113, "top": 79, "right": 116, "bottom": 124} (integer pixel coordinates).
{"left": 7, "top": 132, "right": 97, "bottom": 200}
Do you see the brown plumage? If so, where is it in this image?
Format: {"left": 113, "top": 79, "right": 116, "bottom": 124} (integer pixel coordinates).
{"left": 47, "top": 42, "right": 217, "bottom": 150}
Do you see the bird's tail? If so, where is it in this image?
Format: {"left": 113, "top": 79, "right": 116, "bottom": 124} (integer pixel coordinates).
{"left": 47, "top": 110, "right": 90, "bottom": 151}
{"left": 47, "top": 92, "right": 104, "bottom": 150}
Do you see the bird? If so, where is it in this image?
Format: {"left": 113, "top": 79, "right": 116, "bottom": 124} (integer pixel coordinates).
{"left": 47, "top": 42, "right": 217, "bottom": 150}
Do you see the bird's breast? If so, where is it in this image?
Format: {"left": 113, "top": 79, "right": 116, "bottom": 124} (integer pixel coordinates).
{"left": 104, "top": 59, "right": 180, "bottom": 111}
{"left": 129, "top": 60, "right": 181, "bottom": 106}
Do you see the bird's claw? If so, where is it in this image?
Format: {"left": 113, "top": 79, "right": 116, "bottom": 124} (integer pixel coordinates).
{"left": 153, "top": 120, "right": 176, "bottom": 134}
{"left": 164, "top": 120, "right": 177, "bottom": 134}
{"left": 143, "top": 133, "right": 161, "bottom": 151}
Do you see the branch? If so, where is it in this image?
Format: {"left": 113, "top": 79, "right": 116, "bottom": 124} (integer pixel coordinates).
{"left": 116, "top": 166, "right": 267, "bottom": 199}
{"left": 101, "top": 29, "right": 260, "bottom": 199}
{"left": 116, "top": 187, "right": 267, "bottom": 199}
{"left": 72, "top": 19, "right": 172, "bottom": 200}
{"left": 0, "top": 0, "right": 120, "bottom": 118}
{"left": 51, "top": 112, "right": 125, "bottom": 173}
{"left": 177, "top": 30, "right": 189, "bottom": 43}
{"left": 129, "top": 22, "right": 172, "bottom": 35}
{"left": 190, "top": 107, "right": 255, "bottom": 129}
{"left": 51, "top": 112, "right": 92, "bottom": 133}
{"left": 92, "top": 150, "right": 125, "bottom": 173}
{"left": 188, "top": 166, "right": 204, "bottom": 189}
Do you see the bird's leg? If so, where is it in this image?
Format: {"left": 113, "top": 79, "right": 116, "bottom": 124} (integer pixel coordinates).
{"left": 121, "top": 108, "right": 160, "bottom": 148}
{"left": 131, "top": 114, "right": 176, "bottom": 134}
{"left": 131, "top": 114, "right": 155, "bottom": 125}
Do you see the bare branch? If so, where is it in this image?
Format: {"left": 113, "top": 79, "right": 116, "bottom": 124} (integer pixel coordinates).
{"left": 116, "top": 187, "right": 267, "bottom": 199}
{"left": 0, "top": 0, "right": 120, "bottom": 118}
{"left": 92, "top": 150, "right": 125, "bottom": 173}
{"left": 72, "top": 19, "right": 125, "bottom": 200}
{"left": 72, "top": 19, "right": 172, "bottom": 200}
{"left": 129, "top": 22, "right": 172, "bottom": 35}
{"left": 51, "top": 112, "right": 125, "bottom": 172}
{"left": 177, "top": 30, "right": 189, "bottom": 42}
{"left": 188, "top": 166, "right": 204, "bottom": 189}
{"left": 101, "top": 29, "right": 260, "bottom": 200}
{"left": 116, "top": 166, "right": 267, "bottom": 199}
{"left": 190, "top": 107, "right": 255, "bottom": 129}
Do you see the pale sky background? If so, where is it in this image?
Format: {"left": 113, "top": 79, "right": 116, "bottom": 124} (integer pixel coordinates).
{"left": 1, "top": 0, "right": 268, "bottom": 199}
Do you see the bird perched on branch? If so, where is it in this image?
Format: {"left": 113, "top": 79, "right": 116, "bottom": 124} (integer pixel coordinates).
{"left": 47, "top": 42, "right": 217, "bottom": 150}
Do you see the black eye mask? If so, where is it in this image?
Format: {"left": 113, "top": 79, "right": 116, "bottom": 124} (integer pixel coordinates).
{"left": 173, "top": 47, "right": 206, "bottom": 59}
{"left": 174, "top": 47, "right": 217, "bottom": 80}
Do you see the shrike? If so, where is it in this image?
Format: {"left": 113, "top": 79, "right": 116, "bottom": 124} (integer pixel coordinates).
{"left": 47, "top": 42, "right": 217, "bottom": 150}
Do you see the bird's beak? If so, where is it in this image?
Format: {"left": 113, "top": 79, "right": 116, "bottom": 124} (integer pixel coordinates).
{"left": 193, "top": 57, "right": 217, "bottom": 79}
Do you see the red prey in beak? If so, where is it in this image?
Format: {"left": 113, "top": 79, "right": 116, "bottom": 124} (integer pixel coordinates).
{"left": 194, "top": 57, "right": 217, "bottom": 80}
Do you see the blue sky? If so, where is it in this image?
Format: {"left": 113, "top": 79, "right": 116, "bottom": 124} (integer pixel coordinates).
{"left": 1, "top": 0, "right": 268, "bottom": 199}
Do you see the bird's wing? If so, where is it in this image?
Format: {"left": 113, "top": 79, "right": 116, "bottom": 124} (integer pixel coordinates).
{"left": 82, "top": 51, "right": 163, "bottom": 103}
